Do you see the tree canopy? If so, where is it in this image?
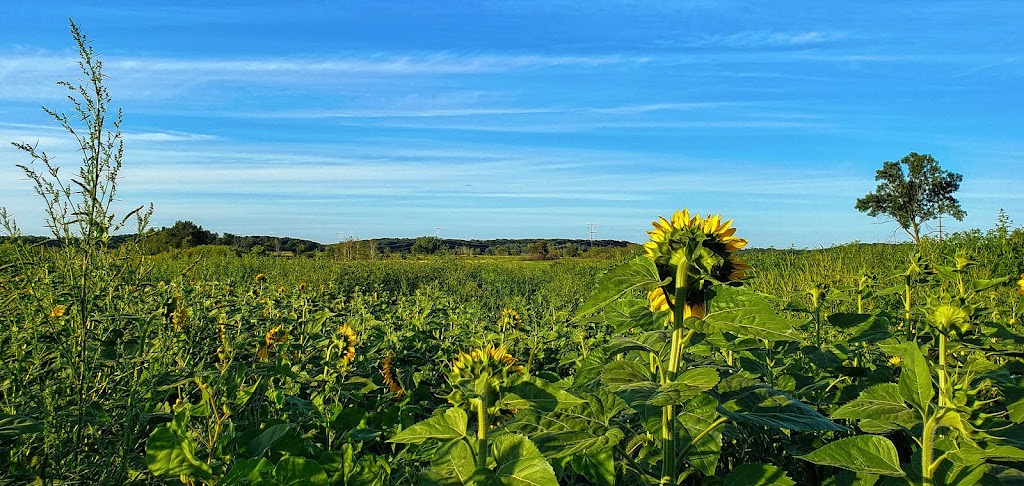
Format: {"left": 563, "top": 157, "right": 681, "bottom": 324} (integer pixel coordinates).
{"left": 855, "top": 152, "right": 965, "bottom": 244}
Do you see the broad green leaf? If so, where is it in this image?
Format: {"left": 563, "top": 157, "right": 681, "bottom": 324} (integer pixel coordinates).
{"left": 0, "top": 414, "right": 43, "bottom": 440}
{"left": 221, "top": 458, "right": 272, "bottom": 486}
{"left": 678, "top": 394, "right": 724, "bottom": 476}
{"left": 646, "top": 369, "right": 720, "bottom": 407}
{"left": 894, "top": 342, "right": 933, "bottom": 416}
{"left": 570, "top": 448, "right": 615, "bottom": 486}
{"left": 145, "top": 426, "right": 213, "bottom": 480}
{"left": 492, "top": 433, "right": 558, "bottom": 486}
{"left": 273, "top": 456, "right": 329, "bottom": 486}
{"left": 246, "top": 423, "right": 296, "bottom": 458}
{"left": 720, "top": 386, "right": 845, "bottom": 432}
{"left": 725, "top": 463, "right": 796, "bottom": 486}
{"left": 827, "top": 313, "right": 892, "bottom": 343}
{"left": 603, "top": 336, "right": 654, "bottom": 357}
{"left": 704, "top": 286, "right": 801, "bottom": 342}
{"left": 831, "top": 383, "right": 918, "bottom": 428}
{"left": 676, "top": 367, "right": 720, "bottom": 392}
{"left": 601, "top": 359, "right": 654, "bottom": 392}
{"left": 532, "top": 428, "right": 624, "bottom": 459}
{"left": 431, "top": 439, "right": 477, "bottom": 485}
{"left": 798, "top": 436, "right": 905, "bottom": 477}
{"left": 502, "top": 376, "right": 584, "bottom": 413}
{"left": 603, "top": 298, "right": 658, "bottom": 332}
{"left": 972, "top": 276, "right": 1011, "bottom": 292}
{"left": 576, "top": 257, "right": 666, "bottom": 319}
{"left": 390, "top": 407, "right": 468, "bottom": 444}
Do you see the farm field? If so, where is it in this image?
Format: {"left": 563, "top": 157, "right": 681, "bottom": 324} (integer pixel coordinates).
{"left": 3, "top": 222, "right": 1024, "bottom": 485}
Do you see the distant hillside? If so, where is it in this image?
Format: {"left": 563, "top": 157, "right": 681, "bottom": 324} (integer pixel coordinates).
{"left": 1, "top": 221, "right": 635, "bottom": 258}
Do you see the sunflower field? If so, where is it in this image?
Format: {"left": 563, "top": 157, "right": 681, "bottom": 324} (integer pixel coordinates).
{"left": 4, "top": 209, "right": 1024, "bottom": 485}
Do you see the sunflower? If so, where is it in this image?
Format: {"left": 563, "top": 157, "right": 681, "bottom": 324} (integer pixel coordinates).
{"left": 337, "top": 324, "right": 357, "bottom": 365}
{"left": 381, "top": 353, "right": 405, "bottom": 398}
{"left": 446, "top": 344, "right": 524, "bottom": 415}
{"left": 500, "top": 307, "right": 523, "bottom": 331}
{"left": 643, "top": 209, "right": 748, "bottom": 319}
{"left": 265, "top": 326, "right": 287, "bottom": 346}
{"left": 1017, "top": 273, "right": 1024, "bottom": 296}
{"left": 49, "top": 304, "right": 67, "bottom": 318}
{"left": 254, "top": 273, "right": 268, "bottom": 283}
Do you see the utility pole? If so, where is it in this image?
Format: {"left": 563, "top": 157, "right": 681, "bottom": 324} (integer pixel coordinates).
{"left": 587, "top": 223, "right": 597, "bottom": 248}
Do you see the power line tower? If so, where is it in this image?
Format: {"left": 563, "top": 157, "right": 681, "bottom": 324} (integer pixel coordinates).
{"left": 587, "top": 223, "right": 597, "bottom": 248}
{"left": 435, "top": 227, "right": 443, "bottom": 238}
{"left": 936, "top": 215, "right": 944, "bottom": 242}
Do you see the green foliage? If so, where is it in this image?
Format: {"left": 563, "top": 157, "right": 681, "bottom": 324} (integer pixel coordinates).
{"left": 855, "top": 152, "right": 966, "bottom": 243}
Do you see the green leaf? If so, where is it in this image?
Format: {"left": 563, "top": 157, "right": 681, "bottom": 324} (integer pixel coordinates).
{"left": 246, "top": 423, "right": 296, "bottom": 458}
{"left": 603, "top": 336, "right": 654, "bottom": 357}
{"left": 831, "top": 383, "right": 918, "bottom": 429}
{"left": 0, "top": 414, "right": 43, "bottom": 441}
{"left": 720, "top": 386, "right": 846, "bottom": 432}
{"left": 221, "top": 458, "right": 273, "bottom": 486}
{"left": 492, "top": 433, "right": 559, "bottom": 486}
{"left": 827, "top": 313, "right": 892, "bottom": 343}
{"left": 431, "top": 439, "right": 477, "bottom": 485}
{"left": 145, "top": 426, "right": 213, "bottom": 480}
{"left": 273, "top": 456, "right": 329, "bottom": 486}
{"left": 678, "top": 394, "right": 724, "bottom": 476}
{"left": 676, "top": 367, "right": 720, "bottom": 392}
{"left": 570, "top": 448, "right": 615, "bottom": 486}
{"left": 893, "top": 342, "right": 933, "bottom": 416}
{"left": 646, "top": 369, "right": 720, "bottom": 407}
{"left": 502, "top": 376, "right": 585, "bottom": 413}
{"left": 576, "top": 257, "right": 666, "bottom": 319}
{"left": 601, "top": 359, "right": 654, "bottom": 392}
{"left": 725, "top": 463, "right": 796, "bottom": 486}
{"left": 603, "top": 298, "right": 659, "bottom": 332}
{"left": 972, "top": 276, "right": 1011, "bottom": 292}
{"left": 798, "top": 436, "right": 905, "bottom": 477}
{"left": 704, "top": 286, "right": 802, "bottom": 342}
{"left": 390, "top": 407, "right": 467, "bottom": 444}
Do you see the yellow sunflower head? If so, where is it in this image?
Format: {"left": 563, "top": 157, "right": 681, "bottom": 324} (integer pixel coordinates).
{"left": 381, "top": 353, "right": 405, "bottom": 398}
{"left": 265, "top": 326, "right": 287, "bottom": 346}
{"left": 49, "top": 304, "right": 67, "bottom": 318}
{"left": 254, "top": 273, "right": 268, "bottom": 283}
{"left": 1017, "top": 273, "right": 1024, "bottom": 296}
{"left": 643, "top": 210, "right": 748, "bottom": 315}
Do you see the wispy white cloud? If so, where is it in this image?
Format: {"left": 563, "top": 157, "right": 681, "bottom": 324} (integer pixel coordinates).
{"left": 697, "top": 30, "right": 845, "bottom": 49}
{"left": 124, "top": 131, "right": 219, "bottom": 142}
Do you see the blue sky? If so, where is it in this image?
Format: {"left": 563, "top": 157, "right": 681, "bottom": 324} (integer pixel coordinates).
{"left": 1, "top": 1, "right": 1021, "bottom": 248}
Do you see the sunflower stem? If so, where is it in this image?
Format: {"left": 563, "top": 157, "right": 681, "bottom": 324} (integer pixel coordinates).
{"left": 662, "top": 258, "right": 690, "bottom": 485}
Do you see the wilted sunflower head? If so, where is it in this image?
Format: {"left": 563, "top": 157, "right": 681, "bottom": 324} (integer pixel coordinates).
{"left": 446, "top": 344, "right": 523, "bottom": 412}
